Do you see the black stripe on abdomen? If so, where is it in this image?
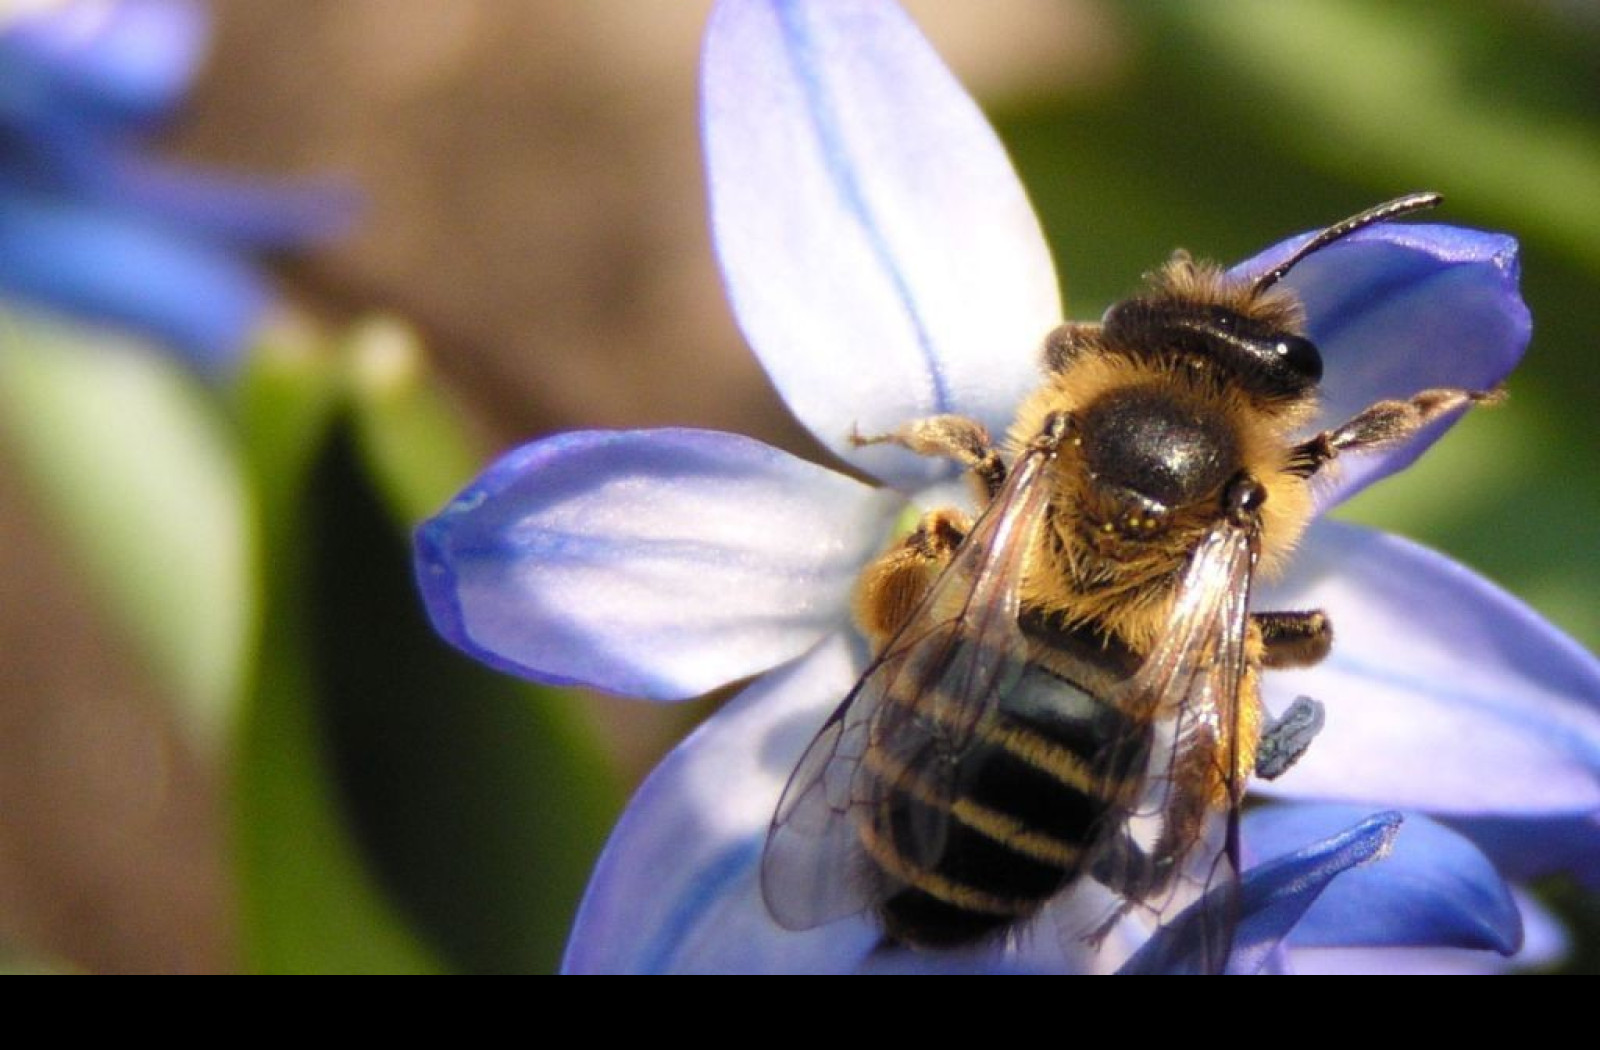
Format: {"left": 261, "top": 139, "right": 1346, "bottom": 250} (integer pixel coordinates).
{"left": 866, "top": 667, "right": 1148, "bottom": 948}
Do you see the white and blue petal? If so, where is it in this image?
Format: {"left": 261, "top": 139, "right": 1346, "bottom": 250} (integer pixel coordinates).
{"left": 416, "top": 429, "right": 901, "bottom": 701}
{"left": 1287, "top": 889, "right": 1567, "bottom": 975}
{"left": 1247, "top": 804, "right": 1521, "bottom": 956}
{"left": 561, "top": 632, "right": 881, "bottom": 974}
{"left": 1231, "top": 222, "right": 1528, "bottom": 508}
{"left": 704, "top": 0, "right": 1060, "bottom": 492}
{"left": 1120, "top": 810, "right": 1403, "bottom": 975}
{"left": 1256, "top": 521, "right": 1600, "bottom": 814}
{"left": 1447, "top": 812, "right": 1600, "bottom": 889}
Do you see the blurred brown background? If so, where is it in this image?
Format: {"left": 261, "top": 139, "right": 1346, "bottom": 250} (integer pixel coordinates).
{"left": 0, "top": 0, "right": 1100, "bottom": 973}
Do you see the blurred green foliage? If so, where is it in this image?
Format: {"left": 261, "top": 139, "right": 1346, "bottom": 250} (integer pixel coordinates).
{"left": 230, "top": 324, "right": 622, "bottom": 973}
{"left": 0, "top": 316, "right": 622, "bottom": 973}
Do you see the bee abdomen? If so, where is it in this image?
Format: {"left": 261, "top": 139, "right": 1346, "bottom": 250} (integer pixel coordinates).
{"left": 865, "top": 667, "right": 1147, "bottom": 948}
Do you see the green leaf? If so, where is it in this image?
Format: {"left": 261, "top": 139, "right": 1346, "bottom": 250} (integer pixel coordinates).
{"left": 232, "top": 332, "right": 442, "bottom": 973}
{"left": 232, "top": 324, "right": 620, "bottom": 972}
{"left": 308, "top": 425, "right": 620, "bottom": 972}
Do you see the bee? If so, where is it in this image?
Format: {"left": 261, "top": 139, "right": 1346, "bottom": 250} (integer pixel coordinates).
{"left": 759, "top": 193, "right": 1501, "bottom": 970}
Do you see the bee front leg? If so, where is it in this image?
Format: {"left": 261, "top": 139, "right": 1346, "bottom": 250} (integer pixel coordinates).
{"left": 851, "top": 415, "right": 1006, "bottom": 498}
{"left": 1288, "top": 386, "right": 1504, "bottom": 478}
{"left": 852, "top": 507, "right": 973, "bottom": 649}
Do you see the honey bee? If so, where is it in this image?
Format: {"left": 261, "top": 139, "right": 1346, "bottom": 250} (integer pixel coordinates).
{"left": 759, "top": 193, "right": 1501, "bottom": 970}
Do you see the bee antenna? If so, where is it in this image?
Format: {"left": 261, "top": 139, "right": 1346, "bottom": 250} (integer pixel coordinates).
{"left": 1251, "top": 191, "right": 1443, "bottom": 294}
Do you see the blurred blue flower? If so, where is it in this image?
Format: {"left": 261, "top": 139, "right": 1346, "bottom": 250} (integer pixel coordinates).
{"left": 0, "top": 0, "right": 352, "bottom": 374}
{"left": 416, "top": 0, "right": 1600, "bottom": 972}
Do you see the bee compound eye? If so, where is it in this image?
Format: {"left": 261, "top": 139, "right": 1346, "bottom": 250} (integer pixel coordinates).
{"left": 1273, "top": 334, "right": 1323, "bottom": 384}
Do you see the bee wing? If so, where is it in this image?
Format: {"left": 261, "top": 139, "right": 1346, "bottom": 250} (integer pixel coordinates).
{"left": 761, "top": 441, "right": 1059, "bottom": 931}
{"left": 1099, "top": 517, "right": 1257, "bottom": 973}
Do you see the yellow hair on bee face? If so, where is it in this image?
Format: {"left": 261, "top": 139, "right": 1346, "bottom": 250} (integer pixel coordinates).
{"left": 1010, "top": 342, "right": 1314, "bottom": 603}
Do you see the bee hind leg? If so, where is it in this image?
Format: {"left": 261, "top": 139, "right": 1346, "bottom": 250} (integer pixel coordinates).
{"left": 852, "top": 506, "right": 972, "bottom": 648}
{"left": 851, "top": 415, "right": 1006, "bottom": 498}
{"left": 1287, "top": 386, "right": 1504, "bottom": 478}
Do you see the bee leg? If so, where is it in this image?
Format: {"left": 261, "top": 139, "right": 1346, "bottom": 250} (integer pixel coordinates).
{"left": 1255, "top": 696, "right": 1326, "bottom": 780}
{"left": 1087, "top": 832, "right": 1148, "bottom": 898}
{"left": 1254, "top": 609, "right": 1333, "bottom": 668}
{"left": 1087, "top": 828, "right": 1171, "bottom": 912}
{"left": 1288, "top": 386, "right": 1505, "bottom": 478}
{"left": 851, "top": 415, "right": 1006, "bottom": 498}
{"left": 852, "top": 507, "right": 973, "bottom": 648}
{"left": 1042, "top": 321, "right": 1103, "bottom": 374}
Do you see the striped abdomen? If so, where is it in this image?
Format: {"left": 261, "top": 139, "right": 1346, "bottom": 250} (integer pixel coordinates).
{"left": 863, "top": 629, "right": 1148, "bottom": 948}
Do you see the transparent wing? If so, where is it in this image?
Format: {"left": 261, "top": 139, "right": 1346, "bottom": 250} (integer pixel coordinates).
{"left": 1097, "top": 517, "right": 1258, "bottom": 973}
{"left": 760, "top": 438, "right": 1059, "bottom": 931}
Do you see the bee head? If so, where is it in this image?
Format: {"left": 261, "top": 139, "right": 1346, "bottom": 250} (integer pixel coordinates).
{"left": 1101, "top": 293, "right": 1323, "bottom": 403}
{"left": 1100, "top": 192, "right": 1443, "bottom": 407}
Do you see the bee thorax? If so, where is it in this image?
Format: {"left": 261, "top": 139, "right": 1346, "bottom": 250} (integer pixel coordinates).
{"left": 1077, "top": 385, "right": 1241, "bottom": 517}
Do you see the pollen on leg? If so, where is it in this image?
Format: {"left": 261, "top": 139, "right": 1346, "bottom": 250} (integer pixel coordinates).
{"left": 853, "top": 508, "right": 970, "bottom": 649}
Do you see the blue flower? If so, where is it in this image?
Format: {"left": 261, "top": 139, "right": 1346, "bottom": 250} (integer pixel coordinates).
{"left": 0, "top": 0, "right": 352, "bottom": 374}
{"left": 416, "top": 0, "right": 1600, "bottom": 972}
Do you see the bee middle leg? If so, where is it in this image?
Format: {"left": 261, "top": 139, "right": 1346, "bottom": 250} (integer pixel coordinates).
{"left": 851, "top": 415, "right": 1006, "bottom": 498}
{"left": 1288, "top": 386, "right": 1504, "bottom": 478}
{"left": 1251, "top": 611, "right": 1331, "bottom": 781}
{"left": 1248, "top": 608, "right": 1337, "bottom": 777}
{"left": 1253, "top": 609, "right": 1333, "bottom": 668}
